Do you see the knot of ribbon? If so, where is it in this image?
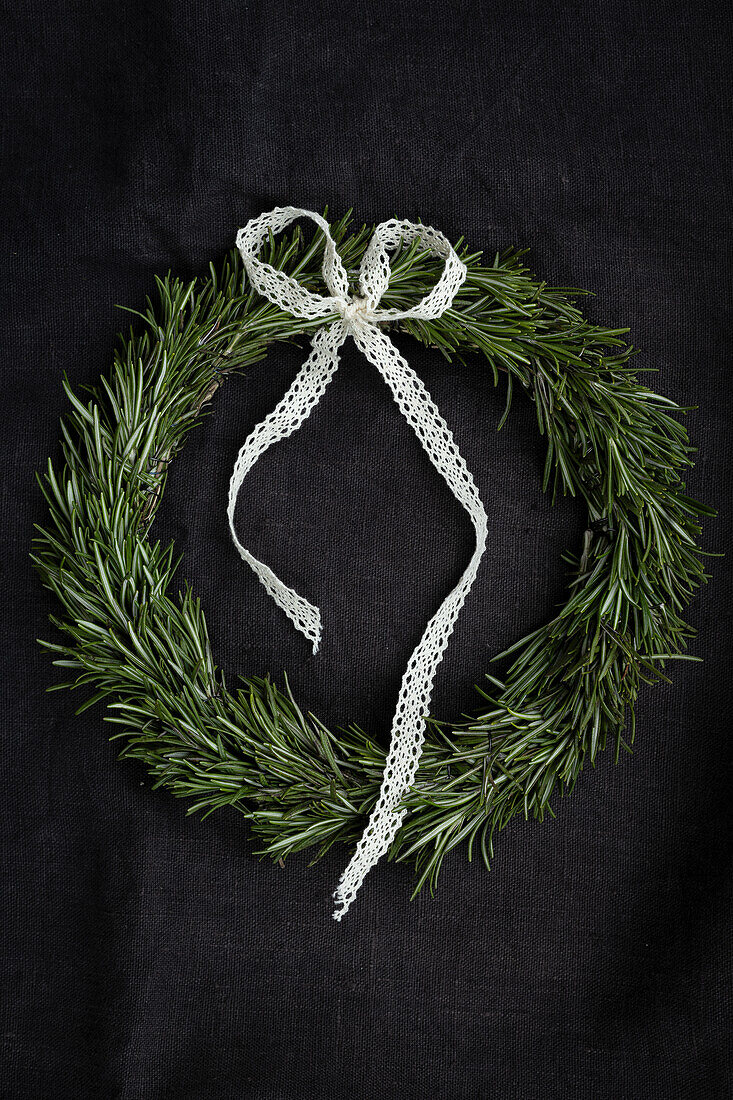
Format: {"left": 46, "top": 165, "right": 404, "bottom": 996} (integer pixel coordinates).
{"left": 230, "top": 207, "right": 488, "bottom": 920}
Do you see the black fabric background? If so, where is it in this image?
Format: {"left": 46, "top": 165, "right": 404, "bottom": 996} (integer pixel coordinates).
{"left": 2, "top": 2, "right": 731, "bottom": 1097}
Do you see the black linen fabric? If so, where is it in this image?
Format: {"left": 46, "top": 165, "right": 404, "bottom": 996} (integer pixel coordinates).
{"left": 1, "top": 2, "right": 731, "bottom": 1097}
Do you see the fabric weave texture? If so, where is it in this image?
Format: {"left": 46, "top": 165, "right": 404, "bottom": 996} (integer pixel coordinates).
{"left": 2, "top": 2, "right": 730, "bottom": 1097}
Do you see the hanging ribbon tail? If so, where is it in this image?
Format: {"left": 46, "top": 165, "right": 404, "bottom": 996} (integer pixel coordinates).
{"left": 331, "top": 324, "right": 488, "bottom": 921}
{"left": 227, "top": 321, "right": 347, "bottom": 653}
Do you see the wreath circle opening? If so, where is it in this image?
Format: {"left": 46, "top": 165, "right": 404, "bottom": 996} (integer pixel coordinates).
{"left": 33, "top": 211, "right": 712, "bottom": 904}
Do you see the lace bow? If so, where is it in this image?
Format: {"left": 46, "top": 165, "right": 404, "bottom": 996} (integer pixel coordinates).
{"left": 230, "top": 207, "right": 488, "bottom": 920}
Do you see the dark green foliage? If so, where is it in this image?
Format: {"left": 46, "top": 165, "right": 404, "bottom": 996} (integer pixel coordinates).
{"left": 32, "top": 214, "right": 713, "bottom": 898}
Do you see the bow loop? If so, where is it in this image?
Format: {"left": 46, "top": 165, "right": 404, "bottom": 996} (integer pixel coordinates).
{"left": 235, "top": 206, "right": 349, "bottom": 319}
{"left": 359, "top": 218, "right": 468, "bottom": 320}
{"left": 230, "top": 208, "right": 486, "bottom": 920}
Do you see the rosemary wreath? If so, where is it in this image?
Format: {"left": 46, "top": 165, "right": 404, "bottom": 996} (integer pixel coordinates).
{"left": 32, "top": 212, "right": 712, "bottom": 900}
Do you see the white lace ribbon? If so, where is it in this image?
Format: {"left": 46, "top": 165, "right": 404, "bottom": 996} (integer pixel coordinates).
{"left": 230, "top": 207, "right": 488, "bottom": 920}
